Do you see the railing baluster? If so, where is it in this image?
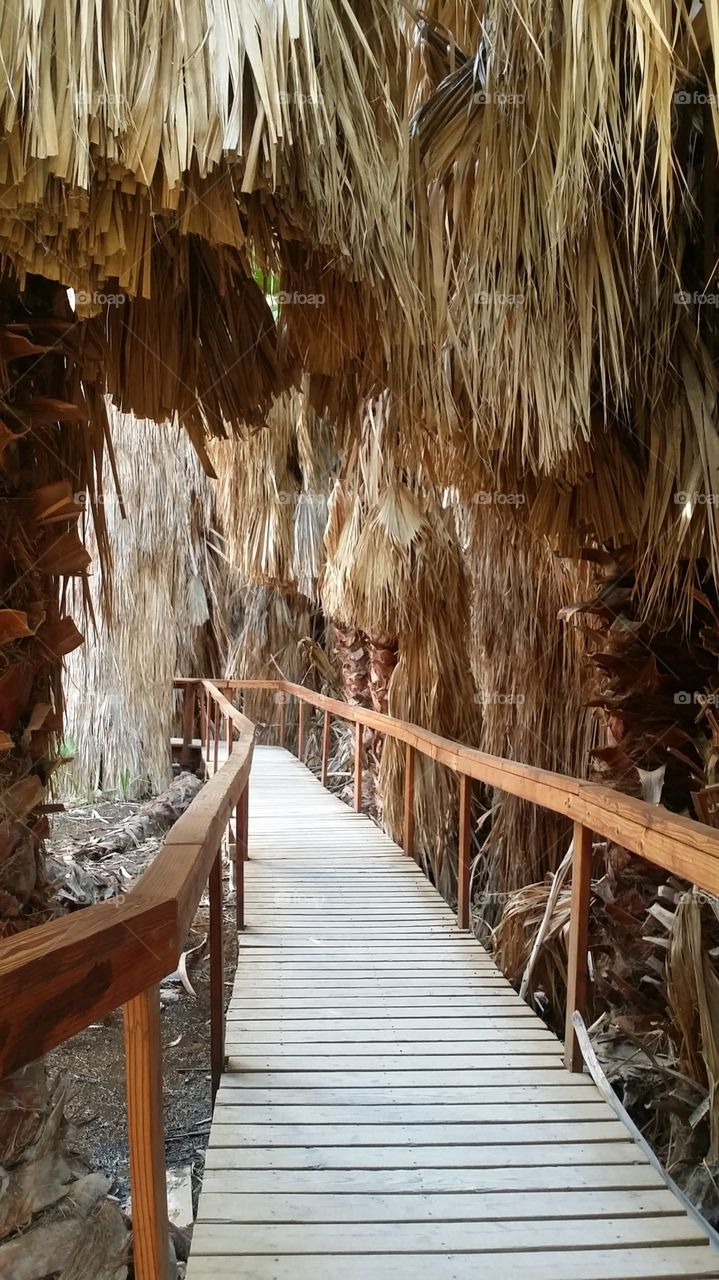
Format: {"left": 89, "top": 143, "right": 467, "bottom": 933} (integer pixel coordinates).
{"left": 124, "top": 987, "right": 170, "bottom": 1280}
{"left": 354, "top": 721, "right": 363, "bottom": 812}
{"left": 209, "top": 849, "right": 225, "bottom": 1100}
{"left": 203, "top": 689, "right": 211, "bottom": 767}
{"left": 279, "top": 694, "right": 286, "bottom": 748}
{"left": 403, "top": 743, "right": 415, "bottom": 857}
{"left": 298, "top": 700, "right": 307, "bottom": 762}
{"left": 213, "top": 701, "right": 220, "bottom": 774}
{"left": 457, "top": 774, "right": 472, "bottom": 929}
{"left": 321, "top": 710, "right": 331, "bottom": 785}
{"left": 564, "top": 820, "right": 593, "bottom": 1072}
{"left": 235, "top": 783, "right": 249, "bottom": 931}
{"left": 181, "top": 681, "right": 195, "bottom": 767}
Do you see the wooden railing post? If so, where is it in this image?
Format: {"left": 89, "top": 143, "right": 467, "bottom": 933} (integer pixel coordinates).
{"left": 203, "top": 689, "right": 211, "bottom": 766}
{"left": 457, "top": 774, "right": 472, "bottom": 929}
{"left": 181, "top": 681, "right": 196, "bottom": 767}
{"left": 209, "top": 848, "right": 225, "bottom": 1101}
{"left": 321, "top": 710, "right": 331, "bottom": 785}
{"left": 278, "top": 694, "right": 286, "bottom": 748}
{"left": 124, "top": 987, "right": 170, "bottom": 1280}
{"left": 354, "top": 721, "right": 363, "bottom": 812}
{"left": 213, "top": 701, "right": 220, "bottom": 774}
{"left": 403, "top": 743, "right": 415, "bottom": 857}
{"left": 235, "top": 783, "right": 249, "bottom": 931}
{"left": 564, "top": 820, "right": 593, "bottom": 1072}
{"left": 298, "top": 700, "right": 307, "bottom": 762}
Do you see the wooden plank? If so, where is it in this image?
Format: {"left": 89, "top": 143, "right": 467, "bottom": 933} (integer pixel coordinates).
{"left": 189, "top": 1216, "right": 704, "bottom": 1254}
{"left": 199, "top": 1164, "right": 666, "bottom": 1194}
{"left": 206, "top": 1121, "right": 629, "bottom": 1146}
{"left": 224, "top": 1053, "right": 564, "bottom": 1069}
{"left": 202, "top": 1140, "right": 658, "bottom": 1172}
{"left": 186, "top": 1247, "right": 719, "bottom": 1280}
{"left": 124, "top": 986, "right": 170, "bottom": 1280}
{"left": 225, "top": 1026, "right": 556, "bottom": 1041}
{"left": 214, "top": 1064, "right": 568, "bottom": 1085}
{"left": 215, "top": 1085, "right": 601, "bottom": 1106}
{"left": 211, "top": 1102, "right": 610, "bottom": 1125}
{"left": 197, "top": 1188, "right": 681, "bottom": 1224}
{"left": 217, "top": 1068, "right": 582, "bottom": 1087}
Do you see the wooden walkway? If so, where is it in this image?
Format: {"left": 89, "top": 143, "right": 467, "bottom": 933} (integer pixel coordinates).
{"left": 186, "top": 745, "right": 718, "bottom": 1279}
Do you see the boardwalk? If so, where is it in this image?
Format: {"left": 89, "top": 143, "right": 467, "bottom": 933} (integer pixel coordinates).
{"left": 186, "top": 745, "right": 717, "bottom": 1279}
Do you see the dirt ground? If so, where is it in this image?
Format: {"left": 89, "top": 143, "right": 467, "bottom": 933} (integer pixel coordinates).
{"left": 45, "top": 793, "right": 238, "bottom": 1245}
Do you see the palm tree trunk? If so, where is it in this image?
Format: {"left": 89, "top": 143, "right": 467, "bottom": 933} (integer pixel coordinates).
{"left": 0, "top": 277, "right": 129, "bottom": 1277}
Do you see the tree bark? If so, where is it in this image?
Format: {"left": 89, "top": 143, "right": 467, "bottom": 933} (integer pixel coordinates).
{"left": 0, "top": 277, "right": 129, "bottom": 1275}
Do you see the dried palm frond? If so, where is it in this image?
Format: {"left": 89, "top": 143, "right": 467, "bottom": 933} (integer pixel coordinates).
{"left": 63, "top": 407, "right": 214, "bottom": 797}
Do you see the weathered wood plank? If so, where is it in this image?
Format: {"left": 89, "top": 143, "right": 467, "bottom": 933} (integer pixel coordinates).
{"left": 186, "top": 1247, "right": 719, "bottom": 1280}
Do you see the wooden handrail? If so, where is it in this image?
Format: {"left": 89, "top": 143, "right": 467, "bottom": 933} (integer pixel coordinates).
{"left": 217, "top": 678, "right": 719, "bottom": 898}
{"left": 0, "top": 686, "right": 254, "bottom": 1076}
{"left": 0, "top": 679, "right": 253, "bottom": 1280}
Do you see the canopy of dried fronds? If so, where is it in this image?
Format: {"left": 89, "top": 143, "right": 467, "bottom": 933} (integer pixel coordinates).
{"left": 225, "top": 585, "right": 316, "bottom": 739}
{"left": 63, "top": 407, "right": 214, "bottom": 798}
{"left": 0, "top": 1, "right": 405, "bottom": 285}
{"left": 321, "top": 411, "right": 480, "bottom": 891}
{"left": 211, "top": 388, "right": 335, "bottom": 599}
{"left": 0, "top": 0, "right": 423, "bottom": 442}
{"left": 405, "top": 2, "right": 719, "bottom": 617}
{"left": 464, "top": 504, "right": 594, "bottom": 910}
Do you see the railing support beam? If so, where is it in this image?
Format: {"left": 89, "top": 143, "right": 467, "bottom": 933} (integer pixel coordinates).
{"left": 403, "top": 744, "right": 415, "bottom": 857}
{"left": 124, "top": 987, "right": 170, "bottom": 1280}
{"left": 181, "top": 681, "right": 196, "bottom": 767}
{"left": 564, "top": 820, "right": 593, "bottom": 1072}
{"left": 321, "top": 710, "right": 331, "bottom": 785}
{"left": 209, "top": 849, "right": 225, "bottom": 1100}
{"left": 354, "top": 722, "right": 363, "bottom": 812}
{"left": 278, "top": 695, "right": 286, "bottom": 749}
{"left": 235, "top": 784, "right": 249, "bottom": 931}
{"left": 457, "top": 774, "right": 472, "bottom": 929}
{"left": 298, "top": 701, "right": 307, "bottom": 762}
